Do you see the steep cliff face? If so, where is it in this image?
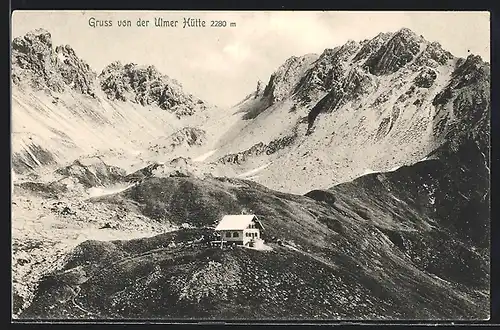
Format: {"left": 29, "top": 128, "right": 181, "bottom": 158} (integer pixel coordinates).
{"left": 262, "top": 54, "right": 319, "bottom": 104}
{"left": 431, "top": 54, "right": 490, "bottom": 154}
{"left": 208, "top": 28, "right": 490, "bottom": 194}
{"left": 235, "top": 54, "right": 318, "bottom": 121}
{"left": 364, "top": 28, "right": 425, "bottom": 75}
{"left": 352, "top": 32, "right": 394, "bottom": 63}
{"left": 295, "top": 40, "right": 362, "bottom": 102}
{"left": 12, "top": 29, "right": 97, "bottom": 96}
{"left": 306, "top": 66, "right": 376, "bottom": 131}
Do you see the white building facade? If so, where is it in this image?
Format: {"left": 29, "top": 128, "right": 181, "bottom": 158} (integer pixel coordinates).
{"left": 215, "top": 214, "right": 264, "bottom": 246}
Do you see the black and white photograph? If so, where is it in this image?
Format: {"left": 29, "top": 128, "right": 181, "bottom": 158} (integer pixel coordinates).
{"left": 10, "top": 10, "right": 490, "bottom": 321}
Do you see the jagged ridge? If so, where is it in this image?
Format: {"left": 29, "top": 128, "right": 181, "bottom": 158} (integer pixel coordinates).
{"left": 12, "top": 28, "right": 97, "bottom": 96}
{"left": 212, "top": 27, "right": 490, "bottom": 194}
{"left": 99, "top": 62, "right": 207, "bottom": 117}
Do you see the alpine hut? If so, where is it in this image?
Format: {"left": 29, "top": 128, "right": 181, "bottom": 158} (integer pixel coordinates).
{"left": 214, "top": 214, "right": 264, "bottom": 247}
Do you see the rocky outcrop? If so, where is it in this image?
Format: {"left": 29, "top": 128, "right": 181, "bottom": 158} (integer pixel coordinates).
{"left": 54, "top": 157, "right": 126, "bottom": 188}
{"left": 146, "top": 127, "right": 207, "bottom": 155}
{"left": 307, "top": 67, "right": 376, "bottom": 131}
{"left": 53, "top": 45, "right": 97, "bottom": 95}
{"left": 232, "top": 80, "right": 266, "bottom": 109}
{"left": 125, "top": 159, "right": 195, "bottom": 182}
{"left": 262, "top": 54, "right": 318, "bottom": 104}
{"left": 169, "top": 127, "right": 207, "bottom": 148}
{"left": 364, "top": 28, "right": 424, "bottom": 75}
{"left": 415, "top": 41, "right": 454, "bottom": 68}
{"left": 431, "top": 54, "right": 490, "bottom": 152}
{"left": 11, "top": 29, "right": 97, "bottom": 96}
{"left": 125, "top": 163, "right": 165, "bottom": 182}
{"left": 414, "top": 67, "right": 438, "bottom": 88}
{"left": 295, "top": 42, "right": 361, "bottom": 100}
{"left": 12, "top": 143, "right": 58, "bottom": 174}
{"left": 353, "top": 32, "right": 394, "bottom": 63}
{"left": 218, "top": 133, "right": 297, "bottom": 165}
{"left": 98, "top": 62, "right": 206, "bottom": 117}
{"left": 218, "top": 142, "right": 267, "bottom": 165}
{"left": 254, "top": 80, "right": 264, "bottom": 98}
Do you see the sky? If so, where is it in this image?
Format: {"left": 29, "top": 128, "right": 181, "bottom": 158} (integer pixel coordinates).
{"left": 11, "top": 11, "right": 490, "bottom": 108}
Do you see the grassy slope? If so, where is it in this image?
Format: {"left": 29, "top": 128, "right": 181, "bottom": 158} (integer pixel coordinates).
{"left": 21, "top": 156, "right": 489, "bottom": 319}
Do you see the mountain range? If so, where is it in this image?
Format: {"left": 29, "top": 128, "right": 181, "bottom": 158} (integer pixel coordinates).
{"left": 207, "top": 28, "right": 489, "bottom": 193}
{"left": 11, "top": 27, "right": 490, "bottom": 320}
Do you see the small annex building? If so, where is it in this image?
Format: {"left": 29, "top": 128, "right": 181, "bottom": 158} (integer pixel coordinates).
{"left": 214, "top": 214, "right": 264, "bottom": 247}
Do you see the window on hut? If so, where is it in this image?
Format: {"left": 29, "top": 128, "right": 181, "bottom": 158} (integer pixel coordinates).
{"left": 226, "top": 232, "right": 231, "bottom": 238}
{"left": 233, "top": 232, "right": 239, "bottom": 238}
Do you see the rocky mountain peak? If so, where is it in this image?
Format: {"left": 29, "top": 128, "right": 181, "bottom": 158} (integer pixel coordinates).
{"left": 55, "top": 44, "right": 76, "bottom": 57}
{"left": 53, "top": 45, "right": 96, "bottom": 96}
{"left": 395, "top": 27, "right": 419, "bottom": 39}
{"left": 14, "top": 28, "right": 53, "bottom": 50}
{"left": 353, "top": 32, "right": 394, "bottom": 63}
{"left": 415, "top": 41, "right": 455, "bottom": 68}
{"left": 434, "top": 54, "right": 489, "bottom": 94}
{"left": 12, "top": 29, "right": 97, "bottom": 96}
{"left": 262, "top": 54, "right": 319, "bottom": 104}
{"left": 98, "top": 61, "right": 207, "bottom": 117}
{"left": 11, "top": 29, "right": 209, "bottom": 118}
{"left": 101, "top": 60, "right": 123, "bottom": 73}
{"left": 364, "top": 27, "right": 424, "bottom": 75}
{"left": 455, "top": 54, "right": 487, "bottom": 76}
{"left": 224, "top": 26, "right": 490, "bottom": 195}
{"left": 335, "top": 39, "right": 361, "bottom": 60}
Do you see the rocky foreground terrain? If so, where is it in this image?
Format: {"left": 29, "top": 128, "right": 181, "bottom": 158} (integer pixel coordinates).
{"left": 13, "top": 121, "right": 489, "bottom": 319}
{"left": 11, "top": 26, "right": 490, "bottom": 320}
